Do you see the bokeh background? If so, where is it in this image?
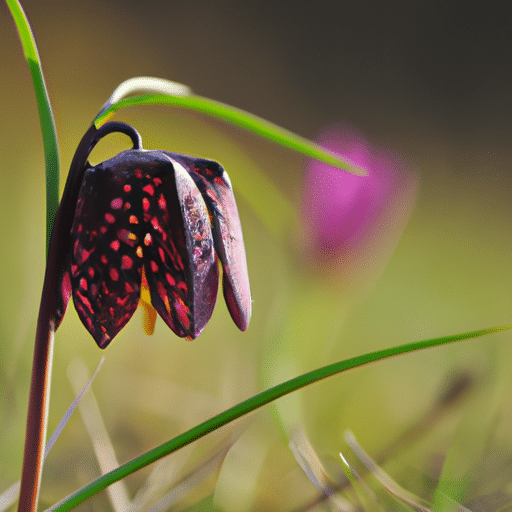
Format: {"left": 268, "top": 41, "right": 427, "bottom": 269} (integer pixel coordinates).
{"left": 2, "top": 1, "right": 512, "bottom": 510}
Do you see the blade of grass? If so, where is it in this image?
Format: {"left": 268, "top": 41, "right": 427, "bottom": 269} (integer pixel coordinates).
{"left": 344, "top": 431, "right": 432, "bottom": 512}
{"left": 6, "top": 0, "right": 59, "bottom": 254}
{"left": 67, "top": 360, "right": 130, "bottom": 512}
{"left": 290, "top": 427, "right": 352, "bottom": 511}
{"left": 0, "top": 358, "right": 105, "bottom": 511}
{"left": 94, "top": 90, "right": 365, "bottom": 176}
{"left": 49, "top": 324, "right": 511, "bottom": 511}
{"left": 339, "top": 451, "right": 384, "bottom": 512}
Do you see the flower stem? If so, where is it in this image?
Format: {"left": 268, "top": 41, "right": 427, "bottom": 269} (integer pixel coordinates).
{"left": 18, "top": 301, "right": 55, "bottom": 511}
{"left": 17, "top": 122, "right": 141, "bottom": 511}
{"left": 17, "top": 121, "right": 92, "bottom": 509}
{"left": 17, "top": 125, "right": 96, "bottom": 511}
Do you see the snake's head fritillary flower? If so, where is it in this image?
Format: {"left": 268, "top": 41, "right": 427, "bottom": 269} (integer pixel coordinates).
{"left": 54, "top": 126, "right": 251, "bottom": 348}
{"left": 301, "top": 124, "right": 418, "bottom": 273}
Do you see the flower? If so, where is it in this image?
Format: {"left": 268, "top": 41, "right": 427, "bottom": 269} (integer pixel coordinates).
{"left": 301, "top": 124, "right": 417, "bottom": 268}
{"left": 54, "top": 126, "right": 251, "bottom": 348}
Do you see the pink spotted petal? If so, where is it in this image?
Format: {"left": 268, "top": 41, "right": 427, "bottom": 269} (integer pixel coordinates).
{"left": 148, "top": 155, "right": 219, "bottom": 338}
{"left": 69, "top": 160, "right": 144, "bottom": 347}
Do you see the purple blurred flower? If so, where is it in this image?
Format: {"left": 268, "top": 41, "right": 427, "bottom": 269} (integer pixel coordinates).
{"left": 301, "top": 124, "right": 417, "bottom": 267}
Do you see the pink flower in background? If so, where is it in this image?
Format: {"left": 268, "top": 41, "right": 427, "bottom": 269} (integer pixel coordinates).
{"left": 301, "top": 124, "right": 417, "bottom": 271}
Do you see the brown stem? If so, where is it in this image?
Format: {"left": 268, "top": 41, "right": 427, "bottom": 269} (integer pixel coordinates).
{"left": 17, "top": 278, "right": 56, "bottom": 511}
{"left": 18, "top": 124, "right": 98, "bottom": 512}
{"left": 17, "top": 123, "right": 142, "bottom": 511}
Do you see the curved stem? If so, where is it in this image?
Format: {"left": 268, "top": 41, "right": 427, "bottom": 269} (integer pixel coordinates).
{"left": 18, "top": 123, "right": 142, "bottom": 512}
{"left": 17, "top": 123, "right": 97, "bottom": 512}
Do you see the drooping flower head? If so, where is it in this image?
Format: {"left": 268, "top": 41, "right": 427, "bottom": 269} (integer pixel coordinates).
{"left": 53, "top": 122, "right": 251, "bottom": 348}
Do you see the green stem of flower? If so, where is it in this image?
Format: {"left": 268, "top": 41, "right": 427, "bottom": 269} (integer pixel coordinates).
{"left": 51, "top": 324, "right": 511, "bottom": 511}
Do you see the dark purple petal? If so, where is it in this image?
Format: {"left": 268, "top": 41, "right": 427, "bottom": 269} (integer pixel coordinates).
{"left": 69, "top": 160, "right": 144, "bottom": 348}
{"left": 146, "top": 154, "right": 218, "bottom": 339}
{"left": 166, "top": 153, "right": 251, "bottom": 331}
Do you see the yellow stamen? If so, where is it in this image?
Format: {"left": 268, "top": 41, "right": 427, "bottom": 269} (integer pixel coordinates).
{"left": 140, "top": 267, "right": 157, "bottom": 335}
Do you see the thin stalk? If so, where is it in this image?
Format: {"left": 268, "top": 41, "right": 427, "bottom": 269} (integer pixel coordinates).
{"left": 18, "top": 274, "right": 56, "bottom": 511}
{"left": 16, "top": 122, "right": 96, "bottom": 511}
{"left": 51, "top": 324, "right": 511, "bottom": 511}
{"left": 18, "top": 123, "right": 140, "bottom": 512}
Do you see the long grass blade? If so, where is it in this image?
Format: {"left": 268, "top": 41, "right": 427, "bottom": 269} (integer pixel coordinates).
{"left": 50, "top": 324, "right": 511, "bottom": 511}
{"left": 94, "top": 88, "right": 364, "bottom": 176}
{"left": 5, "top": 0, "right": 59, "bottom": 253}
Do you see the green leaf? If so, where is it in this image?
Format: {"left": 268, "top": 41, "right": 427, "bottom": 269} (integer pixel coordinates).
{"left": 51, "top": 324, "right": 511, "bottom": 511}
{"left": 94, "top": 77, "right": 365, "bottom": 176}
{"left": 6, "top": 0, "right": 59, "bottom": 254}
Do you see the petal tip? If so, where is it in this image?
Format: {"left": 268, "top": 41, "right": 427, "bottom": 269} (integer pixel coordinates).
{"left": 223, "top": 280, "right": 251, "bottom": 331}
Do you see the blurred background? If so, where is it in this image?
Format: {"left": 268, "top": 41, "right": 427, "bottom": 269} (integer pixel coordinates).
{"left": 1, "top": 1, "right": 512, "bottom": 510}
